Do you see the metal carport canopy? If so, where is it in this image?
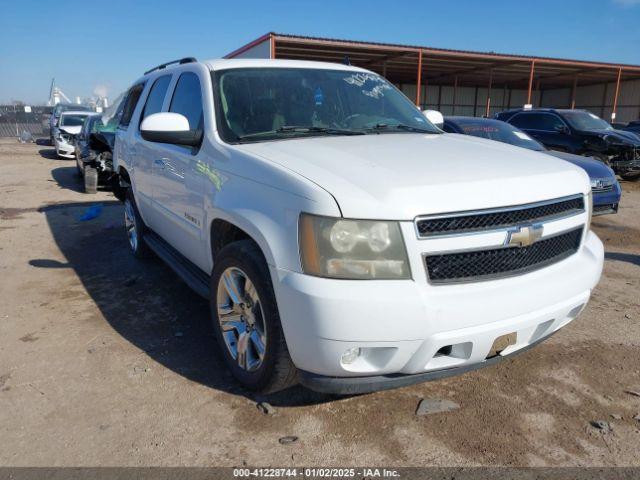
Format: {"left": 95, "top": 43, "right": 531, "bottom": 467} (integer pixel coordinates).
{"left": 226, "top": 32, "right": 640, "bottom": 115}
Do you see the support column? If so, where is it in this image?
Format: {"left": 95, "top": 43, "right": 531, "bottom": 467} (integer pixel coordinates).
{"left": 502, "top": 83, "right": 508, "bottom": 111}
{"left": 612, "top": 67, "right": 623, "bottom": 121}
{"left": 415, "top": 50, "right": 423, "bottom": 107}
{"left": 473, "top": 85, "right": 479, "bottom": 117}
{"left": 526, "top": 60, "right": 536, "bottom": 106}
{"left": 269, "top": 34, "right": 276, "bottom": 59}
{"left": 570, "top": 76, "right": 578, "bottom": 109}
{"left": 452, "top": 76, "right": 458, "bottom": 115}
{"left": 485, "top": 69, "right": 493, "bottom": 117}
{"left": 601, "top": 83, "right": 608, "bottom": 118}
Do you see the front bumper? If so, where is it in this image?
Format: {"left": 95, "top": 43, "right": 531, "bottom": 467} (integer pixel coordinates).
{"left": 611, "top": 154, "right": 640, "bottom": 176}
{"left": 55, "top": 139, "right": 75, "bottom": 158}
{"left": 273, "top": 230, "right": 603, "bottom": 392}
{"left": 299, "top": 329, "right": 558, "bottom": 394}
{"left": 592, "top": 182, "right": 622, "bottom": 216}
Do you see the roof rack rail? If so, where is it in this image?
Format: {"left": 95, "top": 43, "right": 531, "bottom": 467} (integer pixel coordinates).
{"left": 144, "top": 57, "right": 197, "bottom": 75}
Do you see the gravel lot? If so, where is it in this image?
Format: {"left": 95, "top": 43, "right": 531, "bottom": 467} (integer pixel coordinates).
{"left": 1, "top": 139, "right": 639, "bottom": 467}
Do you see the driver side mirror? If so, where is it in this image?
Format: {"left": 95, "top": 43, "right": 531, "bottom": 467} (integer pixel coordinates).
{"left": 554, "top": 124, "right": 569, "bottom": 134}
{"left": 422, "top": 109, "right": 444, "bottom": 128}
{"left": 140, "top": 112, "right": 202, "bottom": 147}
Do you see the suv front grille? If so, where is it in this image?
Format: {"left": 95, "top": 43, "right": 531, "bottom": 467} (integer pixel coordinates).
{"left": 425, "top": 228, "right": 583, "bottom": 284}
{"left": 592, "top": 185, "right": 614, "bottom": 194}
{"left": 416, "top": 196, "right": 584, "bottom": 237}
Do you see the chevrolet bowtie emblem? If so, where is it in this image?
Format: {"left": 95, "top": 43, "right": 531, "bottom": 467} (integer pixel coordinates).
{"left": 506, "top": 224, "right": 544, "bottom": 248}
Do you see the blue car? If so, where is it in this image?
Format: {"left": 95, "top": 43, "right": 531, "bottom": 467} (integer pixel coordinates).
{"left": 442, "top": 116, "right": 622, "bottom": 215}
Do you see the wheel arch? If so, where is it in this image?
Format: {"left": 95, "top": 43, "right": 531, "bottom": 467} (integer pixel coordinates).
{"left": 208, "top": 214, "right": 277, "bottom": 272}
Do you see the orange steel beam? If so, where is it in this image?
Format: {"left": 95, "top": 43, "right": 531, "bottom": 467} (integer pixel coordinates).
{"left": 485, "top": 69, "right": 493, "bottom": 117}
{"left": 571, "top": 76, "right": 578, "bottom": 109}
{"left": 612, "top": 67, "right": 623, "bottom": 120}
{"left": 527, "top": 60, "right": 536, "bottom": 105}
{"left": 416, "top": 50, "right": 423, "bottom": 106}
{"left": 270, "top": 34, "right": 276, "bottom": 59}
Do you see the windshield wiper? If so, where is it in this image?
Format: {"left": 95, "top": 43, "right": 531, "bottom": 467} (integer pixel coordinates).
{"left": 366, "top": 123, "right": 438, "bottom": 134}
{"left": 237, "top": 125, "right": 365, "bottom": 141}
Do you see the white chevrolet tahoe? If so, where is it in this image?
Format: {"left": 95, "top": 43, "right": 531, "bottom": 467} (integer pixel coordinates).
{"left": 113, "top": 57, "right": 604, "bottom": 394}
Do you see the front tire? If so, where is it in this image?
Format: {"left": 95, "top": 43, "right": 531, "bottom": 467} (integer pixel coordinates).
{"left": 84, "top": 165, "right": 98, "bottom": 194}
{"left": 210, "top": 240, "right": 297, "bottom": 393}
{"left": 123, "top": 189, "right": 152, "bottom": 258}
{"left": 621, "top": 172, "right": 640, "bottom": 181}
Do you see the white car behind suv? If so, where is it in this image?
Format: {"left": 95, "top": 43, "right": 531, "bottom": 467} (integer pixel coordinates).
{"left": 54, "top": 110, "right": 97, "bottom": 159}
{"left": 113, "top": 58, "right": 604, "bottom": 394}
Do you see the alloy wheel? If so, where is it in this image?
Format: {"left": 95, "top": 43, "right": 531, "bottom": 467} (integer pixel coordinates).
{"left": 216, "top": 267, "right": 267, "bottom": 372}
{"left": 124, "top": 199, "right": 138, "bottom": 252}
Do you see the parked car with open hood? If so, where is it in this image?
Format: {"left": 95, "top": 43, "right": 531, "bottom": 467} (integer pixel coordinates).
{"left": 74, "top": 114, "right": 119, "bottom": 194}
{"left": 49, "top": 103, "right": 91, "bottom": 144}
{"left": 495, "top": 108, "right": 640, "bottom": 180}
{"left": 54, "top": 111, "right": 98, "bottom": 159}
{"left": 113, "top": 58, "right": 603, "bottom": 394}
{"left": 443, "top": 116, "right": 622, "bottom": 215}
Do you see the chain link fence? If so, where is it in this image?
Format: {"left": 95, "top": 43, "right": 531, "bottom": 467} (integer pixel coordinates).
{"left": 0, "top": 105, "right": 53, "bottom": 138}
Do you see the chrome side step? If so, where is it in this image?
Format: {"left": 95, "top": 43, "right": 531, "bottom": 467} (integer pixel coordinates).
{"left": 144, "top": 232, "right": 210, "bottom": 298}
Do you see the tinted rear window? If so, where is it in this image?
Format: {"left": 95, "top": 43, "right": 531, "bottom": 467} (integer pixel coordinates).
{"left": 141, "top": 75, "right": 172, "bottom": 122}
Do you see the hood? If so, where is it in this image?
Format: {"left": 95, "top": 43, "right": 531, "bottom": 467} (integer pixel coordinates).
{"left": 545, "top": 150, "right": 616, "bottom": 180}
{"left": 235, "top": 133, "right": 590, "bottom": 219}
{"left": 581, "top": 128, "right": 640, "bottom": 146}
{"left": 59, "top": 126, "right": 81, "bottom": 135}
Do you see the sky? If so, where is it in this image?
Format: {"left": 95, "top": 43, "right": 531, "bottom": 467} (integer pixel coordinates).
{"left": 2, "top": 0, "right": 640, "bottom": 104}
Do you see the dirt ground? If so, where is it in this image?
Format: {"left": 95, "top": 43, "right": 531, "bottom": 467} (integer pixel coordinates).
{"left": 0, "top": 138, "right": 639, "bottom": 467}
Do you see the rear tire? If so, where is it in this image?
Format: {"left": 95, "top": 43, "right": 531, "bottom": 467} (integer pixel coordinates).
{"left": 124, "top": 189, "right": 152, "bottom": 258}
{"left": 210, "top": 240, "right": 297, "bottom": 393}
{"left": 84, "top": 166, "right": 98, "bottom": 194}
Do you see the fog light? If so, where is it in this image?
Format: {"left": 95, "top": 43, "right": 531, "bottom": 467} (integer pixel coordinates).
{"left": 341, "top": 347, "right": 362, "bottom": 365}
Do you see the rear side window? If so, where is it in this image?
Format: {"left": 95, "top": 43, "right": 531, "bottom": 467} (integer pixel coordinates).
{"left": 141, "top": 75, "right": 172, "bottom": 122}
{"left": 169, "top": 72, "right": 203, "bottom": 131}
{"left": 119, "top": 83, "right": 146, "bottom": 128}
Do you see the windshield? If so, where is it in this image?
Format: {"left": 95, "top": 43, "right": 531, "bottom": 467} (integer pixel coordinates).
{"left": 212, "top": 67, "right": 440, "bottom": 142}
{"left": 562, "top": 111, "right": 612, "bottom": 131}
{"left": 454, "top": 119, "right": 545, "bottom": 151}
{"left": 54, "top": 104, "right": 91, "bottom": 116}
{"left": 60, "top": 114, "right": 89, "bottom": 127}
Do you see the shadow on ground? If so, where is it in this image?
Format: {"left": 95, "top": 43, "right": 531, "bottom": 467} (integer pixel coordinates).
{"left": 605, "top": 251, "right": 640, "bottom": 266}
{"left": 50, "top": 166, "right": 84, "bottom": 193}
{"left": 38, "top": 147, "right": 65, "bottom": 160}
{"left": 34, "top": 200, "right": 333, "bottom": 406}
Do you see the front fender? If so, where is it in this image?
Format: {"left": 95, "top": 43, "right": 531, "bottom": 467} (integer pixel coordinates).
{"left": 203, "top": 169, "right": 341, "bottom": 274}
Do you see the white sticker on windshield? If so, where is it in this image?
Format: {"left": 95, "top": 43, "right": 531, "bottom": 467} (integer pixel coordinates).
{"left": 513, "top": 131, "right": 533, "bottom": 141}
{"left": 343, "top": 72, "right": 382, "bottom": 87}
{"left": 414, "top": 116, "right": 426, "bottom": 123}
{"left": 362, "top": 84, "right": 391, "bottom": 99}
{"left": 344, "top": 73, "right": 391, "bottom": 99}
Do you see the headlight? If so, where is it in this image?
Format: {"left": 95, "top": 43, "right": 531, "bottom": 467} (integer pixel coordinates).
{"left": 299, "top": 213, "right": 411, "bottom": 280}
{"left": 586, "top": 192, "right": 593, "bottom": 230}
